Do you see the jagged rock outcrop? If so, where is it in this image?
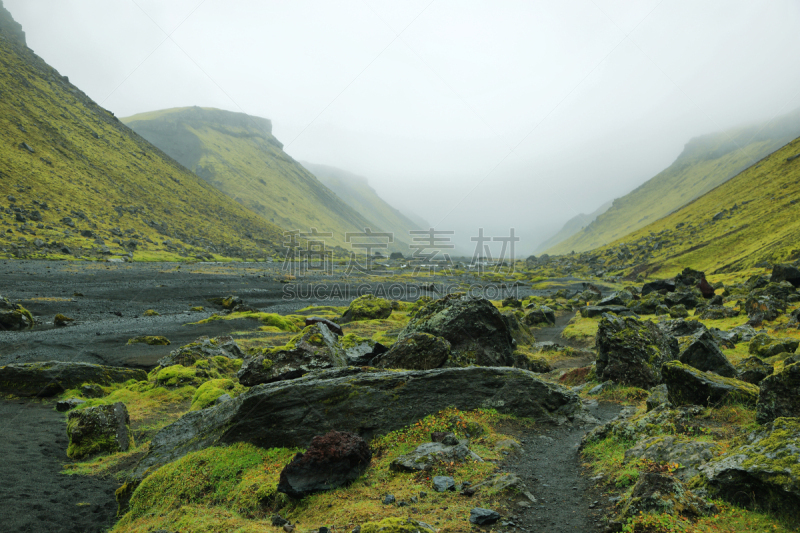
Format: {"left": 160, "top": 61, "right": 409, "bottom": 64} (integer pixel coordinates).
{"left": 676, "top": 329, "right": 737, "bottom": 378}
{"left": 0, "top": 361, "right": 146, "bottom": 397}
{"left": 756, "top": 362, "right": 800, "bottom": 424}
{"left": 66, "top": 402, "right": 133, "bottom": 459}
{"left": 662, "top": 361, "right": 758, "bottom": 406}
{"left": 374, "top": 332, "right": 451, "bottom": 370}
{"left": 133, "top": 366, "right": 584, "bottom": 479}
{"left": 595, "top": 314, "right": 678, "bottom": 388}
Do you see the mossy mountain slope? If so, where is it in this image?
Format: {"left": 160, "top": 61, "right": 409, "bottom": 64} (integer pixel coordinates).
{"left": 546, "top": 109, "right": 800, "bottom": 255}
{"left": 597, "top": 134, "right": 800, "bottom": 277}
{"left": 123, "top": 108, "right": 406, "bottom": 251}
{"left": 0, "top": 3, "right": 287, "bottom": 261}
{"left": 301, "top": 162, "right": 426, "bottom": 247}
{"left": 536, "top": 200, "right": 612, "bottom": 253}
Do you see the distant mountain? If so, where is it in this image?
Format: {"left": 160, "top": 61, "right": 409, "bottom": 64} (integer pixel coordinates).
{"left": 598, "top": 134, "right": 800, "bottom": 276}
{"left": 546, "top": 108, "right": 800, "bottom": 255}
{"left": 301, "top": 162, "right": 425, "bottom": 249}
{"left": 0, "top": 2, "right": 286, "bottom": 261}
{"left": 535, "top": 200, "right": 612, "bottom": 253}
{"left": 123, "top": 108, "right": 406, "bottom": 252}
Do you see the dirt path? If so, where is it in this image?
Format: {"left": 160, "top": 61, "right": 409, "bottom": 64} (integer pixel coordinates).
{"left": 499, "top": 400, "right": 620, "bottom": 532}
{"left": 0, "top": 398, "right": 119, "bottom": 533}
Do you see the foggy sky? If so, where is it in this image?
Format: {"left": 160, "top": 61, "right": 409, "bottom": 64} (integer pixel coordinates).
{"left": 6, "top": 0, "right": 800, "bottom": 256}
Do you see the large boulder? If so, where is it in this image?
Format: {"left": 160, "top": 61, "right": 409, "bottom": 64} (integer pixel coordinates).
{"left": 500, "top": 310, "right": 534, "bottom": 346}
{"left": 756, "top": 362, "right": 800, "bottom": 424}
{"left": 641, "top": 279, "right": 676, "bottom": 296}
{"left": 157, "top": 336, "right": 244, "bottom": 368}
{"left": 522, "top": 305, "right": 555, "bottom": 326}
{"left": 0, "top": 295, "right": 33, "bottom": 330}
{"left": 133, "top": 366, "right": 585, "bottom": 479}
{"left": 237, "top": 323, "right": 347, "bottom": 386}
{"left": 677, "top": 330, "right": 737, "bottom": 378}
{"left": 662, "top": 361, "right": 758, "bottom": 406}
{"left": 628, "top": 293, "right": 666, "bottom": 315}
{"left": 0, "top": 361, "right": 146, "bottom": 397}
{"left": 399, "top": 294, "right": 515, "bottom": 367}
{"left": 658, "top": 319, "right": 707, "bottom": 338}
{"left": 340, "top": 294, "right": 393, "bottom": 323}
{"left": 771, "top": 263, "right": 800, "bottom": 288}
{"left": 597, "top": 291, "right": 633, "bottom": 307}
{"left": 665, "top": 291, "right": 700, "bottom": 310}
{"left": 66, "top": 402, "right": 133, "bottom": 459}
{"left": 698, "top": 306, "right": 740, "bottom": 320}
{"left": 340, "top": 334, "right": 387, "bottom": 366}
{"left": 674, "top": 267, "right": 706, "bottom": 290}
{"left": 582, "top": 404, "right": 705, "bottom": 448}
{"left": 624, "top": 436, "right": 721, "bottom": 482}
{"left": 390, "top": 441, "right": 481, "bottom": 472}
{"left": 735, "top": 356, "right": 773, "bottom": 385}
{"left": 699, "top": 418, "right": 800, "bottom": 514}
{"left": 580, "top": 305, "right": 637, "bottom": 318}
{"left": 374, "top": 333, "right": 451, "bottom": 370}
{"left": 749, "top": 333, "right": 798, "bottom": 358}
{"left": 744, "top": 295, "right": 786, "bottom": 323}
{"left": 595, "top": 314, "right": 678, "bottom": 388}
{"left": 277, "top": 430, "right": 371, "bottom": 497}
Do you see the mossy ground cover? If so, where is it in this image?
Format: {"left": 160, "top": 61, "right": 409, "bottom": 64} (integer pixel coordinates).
{"left": 109, "top": 408, "right": 527, "bottom": 533}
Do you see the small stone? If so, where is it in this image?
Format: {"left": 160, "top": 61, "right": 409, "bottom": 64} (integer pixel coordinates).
{"left": 382, "top": 494, "right": 396, "bottom": 505}
{"left": 271, "top": 514, "right": 288, "bottom": 527}
{"left": 55, "top": 398, "right": 85, "bottom": 412}
{"left": 469, "top": 508, "right": 500, "bottom": 525}
{"left": 433, "top": 475, "right": 455, "bottom": 492}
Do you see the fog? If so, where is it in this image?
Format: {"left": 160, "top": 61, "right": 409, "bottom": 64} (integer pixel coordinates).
{"left": 7, "top": 0, "right": 800, "bottom": 255}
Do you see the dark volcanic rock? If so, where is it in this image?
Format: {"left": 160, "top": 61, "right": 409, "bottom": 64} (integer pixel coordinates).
{"left": 698, "top": 306, "right": 740, "bottom": 320}
{"left": 697, "top": 277, "right": 716, "bottom": 299}
{"left": 132, "top": 366, "right": 584, "bottom": 479}
{"left": 597, "top": 291, "right": 633, "bottom": 307}
{"left": 340, "top": 334, "right": 387, "bottom": 366}
{"left": 700, "top": 418, "right": 800, "bottom": 513}
{"left": 617, "top": 472, "right": 716, "bottom": 520}
{"left": 0, "top": 361, "right": 146, "bottom": 397}
{"left": 237, "top": 323, "right": 346, "bottom": 386}
{"left": 66, "top": 402, "right": 132, "bottom": 459}
{"left": 674, "top": 267, "right": 706, "bottom": 290}
{"left": 0, "top": 295, "right": 33, "bottom": 330}
{"left": 55, "top": 398, "right": 86, "bottom": 412}
{"left": 400, "top": 294, "right": 515, "bottom": 367}
{"left": 748, "top": 333, "right": 799, "bottom": 358}
{"left": 658, "top": 319, "right": 707, "bottom": 338}
{"left": 523, "top": 305, "right": 555, "bottom": 326}
{"left": 469, "top": 508, "right": 500, "bottom": 525}
{"left": 277, "top": 430, "right": 371, "bottom": 498}
{"left": 665, "top": 291, "right": 700, "bottom": 310}
{"left": 500, "top": 309, "right": 534, "bottom": 346}
{"left": 595, "top": 314, "right": 678, "bottom": 388}
{"left": 756, "top": 362, "right": 800, "bottom": 424}
{"left": 735, "top": 356, "right": 773, "bottom": 385}
{"left": 157, "top": 336, "right": 243, "bottom": 368}
{"left": 677, "top": 330, "right": 737, "bottom": 378}
{"left": 771, "top": 263, "right": 800, "bottom": 288}
{"left": 744, "top": 295, "right": 786, "bottom": 322}
{"left": 624, "top": 436, "right": 720, "bottom": 482}
{"left": 374, "top": 332, "right": 451, "bottom": 370}
{"left": 641, "top": 279, "right": 676, "bottom": 296}
{"left": 662, "top": 361, "right": 758, "bottom": 406}
{"left": 390, "top": 441, "right": 480, "bottom": 472}
{"left": 304, "top": 316, "right": 343, "bottom": 336}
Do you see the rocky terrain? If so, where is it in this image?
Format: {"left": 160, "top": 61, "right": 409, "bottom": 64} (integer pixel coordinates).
{"left": 2, "top": 258, "right": 800, "bottom": 532}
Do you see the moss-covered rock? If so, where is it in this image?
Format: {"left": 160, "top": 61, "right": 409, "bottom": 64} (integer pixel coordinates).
{"left": 669, "top": 304, "right": 689, "bottom": 318}
{"left": 156, "top": 336, "right": 244, "bottom": 368}
{"left": 156, "top": 364, "right": 200, "bottom": 387}
{"left": 523, "top": 305, "right": 555, "bottom": 326}
{"left": 617, "top": 472, "right": 716, "bottom": 521}
{"left": 748, "top": 333, "right": 799, "bottom": 358}
{"left": 756, "top": 362, "right": 800, "bottom": 424}
{"left": 190, "top": 378, "right": 243, "bottom": 411}
{"left": 700, "top": 417, "right": 800, "bottom": 516}
{"left": 339, "top": 333, "right": 387, "bottom": 366}
{"left": 582, "top": 404, "right": 704, "bottom": 448}
{"left": 374, "top": 332, "right": 450, "bottom": 370}
{"left": 646, "top": 384, "right": 671, "bottom": 412}
{"left": 398, "top": 293, "right": 515, "bottom": 367}
{"left": 0, "top": 295, "right": 33, "bottom": 330}
{"left": 237, "top": 323, "right": 347, "bottom": 386}
{"left": 0, "top": 361, "right": 146, "bottom": 397}
{"left": 595, "top": 314, "right": 678, "bottom": 388}
{"left": 142, "top": 309, "right": 159, "bottom": 317}
{"left": 662, "top": 361, "right": 758, "bottom": 406}
{"left": 676, "top": 329, "right": 737, "bottom": 378}
{"left": 66, "top": 402, "right": 133, "bottom": 459}
{"left": 53, "top": 313, "right": 74, "bottom": 326}
{"left": 340, "top": 294, "right": 392, "bottom": 322}
{"left": 501, "top": 309, "right": 534, "bottom": 345}
{"left": 624, "top": 435, "right": 721, "bottom": 482}
{"left": 735, "top": 356, "right": 773, "bottom": 384}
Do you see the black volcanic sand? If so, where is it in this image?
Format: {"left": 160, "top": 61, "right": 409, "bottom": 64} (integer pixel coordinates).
{"left": 500, "top": 401, "right": 621, "bottom": 532}
{"left": 0, "top": 260, "right": 593, "bottom": 368}
{"left": 0, "top": 398, "right": 119, "bottom": 533}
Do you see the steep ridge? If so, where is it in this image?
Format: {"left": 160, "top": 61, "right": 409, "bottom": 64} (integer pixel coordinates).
{"left": 0, "top": 2, "right": 287, "bottom": 261}
{"left": 546, "top": 109, "right": 800, "bottom": 255}
{"left": 123, "top": 108, "right": 405, "bottom": 251}
{"left": 598, "top": 134, "right": 800, "bottom": 276}
{"left": 301, "top": 162, "right": 425, "bottom": 246}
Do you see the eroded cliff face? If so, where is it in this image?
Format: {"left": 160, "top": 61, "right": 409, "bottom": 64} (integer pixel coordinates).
{"left": 0, "top": 0, "right": 26, "bottom": 47}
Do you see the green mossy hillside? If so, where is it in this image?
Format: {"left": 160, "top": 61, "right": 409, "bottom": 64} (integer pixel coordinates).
{"left": 0, "top": 11, "right": 289, "bottom": 261}
{"left": 122, "top": 107, "right": 407, "bottom": 251}
{"left": 546, "top": 108, "right": 800, "bottom": 255}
